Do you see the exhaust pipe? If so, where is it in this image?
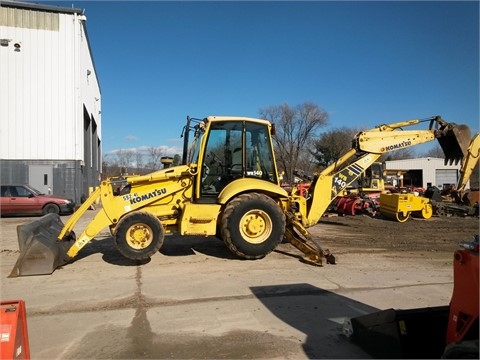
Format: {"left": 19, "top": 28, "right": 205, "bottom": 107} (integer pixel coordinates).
{"left": 9, "top": 214, "right": 74, "bottom": 277}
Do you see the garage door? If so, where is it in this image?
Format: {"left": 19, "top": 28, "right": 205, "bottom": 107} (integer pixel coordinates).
{"left": 435, "top": 169, "right": 458, "bottom": 189}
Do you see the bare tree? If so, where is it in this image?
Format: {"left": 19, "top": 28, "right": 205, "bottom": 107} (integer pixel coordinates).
{"left": 296, "top": 139, "right": 321, "bottom": 178}
{"left": 422, "top": 144, "right": 445, "bottom": 158}
{"left": 115, "top": 149, "right": 136, "bottom": 174}
{"left": 259, "top": 102, "right": 328, "bottom": 183}
{"left": 102, "top": 154, "right": 122, "bottom": 178}
{"left": 134, "top": 150, "right": 145, "bottom": 174}
{"left": 146, "top": 146, "right": 165, "bottom": 171}
{"left": 380, "top": 147, "right": 416, "bottom": 162}
{"left": 312, "top": 127, "right": 358, "bottom": 167}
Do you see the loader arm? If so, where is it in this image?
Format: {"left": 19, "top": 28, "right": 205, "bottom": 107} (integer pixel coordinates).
{"left": 58, "top": 169, "right": 193, "bottom": 241}
{"left": 58, "top": 187, "right": 101, "bottom": 240}
{"left": 61, "top": 170, "right": 193, "bottom": 258}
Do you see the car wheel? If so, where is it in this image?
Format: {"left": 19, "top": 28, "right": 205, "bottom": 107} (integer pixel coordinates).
{"left": 43, "top": 203, "right": 60, "bottom": 215}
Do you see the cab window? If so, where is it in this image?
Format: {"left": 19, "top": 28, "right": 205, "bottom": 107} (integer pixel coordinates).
{"left": 200, "top": 121, "right": 277, "bottom": 197}
{"left": 245, "top": 122, "right": 276, "bottom": 182}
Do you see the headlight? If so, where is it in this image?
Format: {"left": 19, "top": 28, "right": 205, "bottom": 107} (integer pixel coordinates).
{"left": 63, "top": 200, "right": 71, "bottom": 204}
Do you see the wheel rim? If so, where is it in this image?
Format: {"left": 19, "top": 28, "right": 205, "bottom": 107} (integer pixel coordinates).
{"left": 422, "top": 204, "right": 433, "bottom": 219}
{"left": 125, "top": 223, "right": 154, "bottom": 249}
{"left": 239, "top": 209, "right": 273, "bottom": 244}
{"left": 395, "top": 212, "right": 410, "bottom": 223}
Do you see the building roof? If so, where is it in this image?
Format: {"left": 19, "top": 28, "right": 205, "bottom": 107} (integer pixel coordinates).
{"left": 0, "top": 0, "right": 84, "bottom": 15}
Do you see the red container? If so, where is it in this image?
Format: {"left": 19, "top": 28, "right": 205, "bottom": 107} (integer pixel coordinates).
{"left": 0, "top": 301, "right": 30, "bottom": 360}
{"left": 446, "top": 247, "right": 479, "bottom": 344}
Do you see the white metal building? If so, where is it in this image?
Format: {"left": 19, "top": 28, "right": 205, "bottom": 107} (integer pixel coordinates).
{"left": 385, "top": 157, "right": 469, "bottom": 189}
{"left": 0, "top": 0, "right": 101, "bottom": 203}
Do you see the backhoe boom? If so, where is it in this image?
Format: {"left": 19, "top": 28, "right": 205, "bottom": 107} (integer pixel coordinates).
{"left": 304, "top": 116, "right": 472, "bottom": 226}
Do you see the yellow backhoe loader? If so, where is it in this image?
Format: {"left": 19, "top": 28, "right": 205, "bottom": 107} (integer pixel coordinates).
{"left": 10, "top": 115, "right": 475, "bottom": 277}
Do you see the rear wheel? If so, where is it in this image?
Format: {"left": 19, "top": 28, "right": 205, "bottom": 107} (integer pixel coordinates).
{"left": 221, "top": 193, "right": 285, "bottom": 259}
{"left": 43, "top": 203, "right": 60, "bottom": 215}
{"left": 115, "top": 212, "right": 164, "bottom": 260}
{"left": 395, "top": 211, "right": 410, "bottom": 222}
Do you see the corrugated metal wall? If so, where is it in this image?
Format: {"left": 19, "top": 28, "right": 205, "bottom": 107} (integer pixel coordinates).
{"left": 0, "top": 5, "right": 101, "bottom": 161}
{"left": 0, "top": 6, "right": 59, "bottom": 30}
{"left": 1, "top": 6, "right": 77, "bottom": 159}
{"left": 0, "top": 3, "right": 102, "bottom": 203}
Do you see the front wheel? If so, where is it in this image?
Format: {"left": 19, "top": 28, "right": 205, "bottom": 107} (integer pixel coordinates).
{"left": 115, "top": 212, "right": 164, "bottom": 260}
{"left": 414, "top": 203, "right": 433, "bottom": 219}
{"left": 221, "top": 193, "right": 285, "bottom": 259}
{"left": 43, "top": 203, "right": 60, "bottom": 215}
{"left": 421, "top": 203, "right": 433, "bottom": 219}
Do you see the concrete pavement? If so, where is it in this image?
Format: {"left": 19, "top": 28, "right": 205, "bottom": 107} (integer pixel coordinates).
{"left": 0, "top": 209, "right": 454, "bottom": 359}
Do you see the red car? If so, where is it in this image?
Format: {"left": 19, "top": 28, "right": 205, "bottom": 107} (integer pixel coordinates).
{"left": 0, "top": 184, "right": 75, "bottom": 216}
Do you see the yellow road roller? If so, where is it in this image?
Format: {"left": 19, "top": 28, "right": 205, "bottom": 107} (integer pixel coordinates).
{"left": 379, "top": 193, "right": 433, "bottom": 222}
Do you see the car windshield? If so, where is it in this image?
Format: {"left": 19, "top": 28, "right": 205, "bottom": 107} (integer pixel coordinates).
{"left": 25, "top": 185, "right": 43, "bottom": 195}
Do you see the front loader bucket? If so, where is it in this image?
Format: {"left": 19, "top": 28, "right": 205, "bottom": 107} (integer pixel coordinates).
{"left": 9, "top": 214, "right": 74, "bottom": 277}
{"left": 437, "top": 124, "right": 471, "bottom": 165}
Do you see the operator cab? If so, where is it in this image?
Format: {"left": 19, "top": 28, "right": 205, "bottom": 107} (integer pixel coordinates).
{"left": 183, "top": 116, "right": 279, "bottom": 200}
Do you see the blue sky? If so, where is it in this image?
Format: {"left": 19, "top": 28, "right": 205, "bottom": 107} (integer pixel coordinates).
{"left": 39, "top": 0, "right": 479, "bottom": 157}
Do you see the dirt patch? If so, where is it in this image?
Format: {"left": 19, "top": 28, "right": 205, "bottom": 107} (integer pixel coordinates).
{"left": 309, "top": 214, "right": 479, "bottom": 253}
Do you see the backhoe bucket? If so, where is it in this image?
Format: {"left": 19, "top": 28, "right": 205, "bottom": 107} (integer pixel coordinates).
{"left": 437, "top": 124, "right": 471, "bottom": 165}
{"left": 9, "top": 214, "right": 74, "bottom": 277}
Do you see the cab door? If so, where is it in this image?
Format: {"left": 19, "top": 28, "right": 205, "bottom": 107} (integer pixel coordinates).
{"left": 198, "top": 120, "right": 278, "bottom": 201}
{"left": 200, "top": 120, "right": 244, "bottom": 199}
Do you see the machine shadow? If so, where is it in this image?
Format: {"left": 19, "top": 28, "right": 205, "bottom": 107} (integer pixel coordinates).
{"left": 71, "top": 234, "right": 239, "bottom": 267}
{"left": 72, "top": 237, "right": 151, "bottom": 267}
{"left": 250, "top": 283, "right": 377, "bottom": 359}
{"left": 160, "top": 235, "right": 238, "bottom": 260}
